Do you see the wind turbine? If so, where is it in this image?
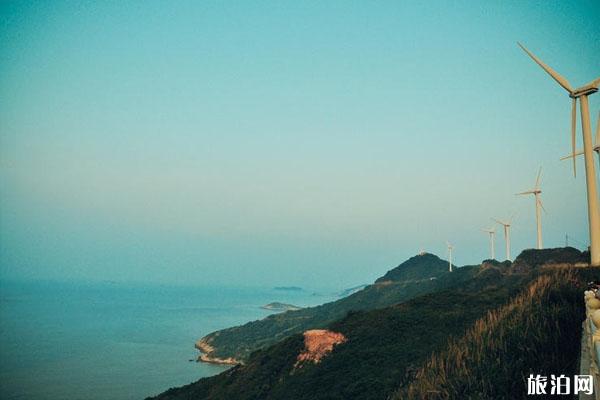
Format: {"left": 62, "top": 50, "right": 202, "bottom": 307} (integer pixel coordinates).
{"left": 516, "top": 167, "right": 546, "bottom": 250}
{"left": 492, "top": 216, "right": 513, "bottom": 261}
{"left": 446, "top": 241, "right": 454, "bottom": 272}
{"left": 561, "top": 111, "right": 600, "bottom": 170}
{"left": 518, "top": 43, "right": 600, "bottom": 266}
{"left": 481, "top": 227, "right": 496, "bottom": 260}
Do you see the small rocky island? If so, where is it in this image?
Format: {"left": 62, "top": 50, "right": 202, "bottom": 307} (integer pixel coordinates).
{"left": 261, "top": 302, "right": 302, "bottom": 312}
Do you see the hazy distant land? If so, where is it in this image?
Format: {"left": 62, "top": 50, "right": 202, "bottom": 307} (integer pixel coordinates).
{"left": 273, "top": 286, "right": 303, "bottom": 292}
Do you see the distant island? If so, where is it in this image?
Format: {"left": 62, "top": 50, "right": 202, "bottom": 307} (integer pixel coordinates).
{"left": 261, "top": 302, "right": 303, "bottom": 312}
{"left": 273, "top": 286, "right": 303, "bottom": 291}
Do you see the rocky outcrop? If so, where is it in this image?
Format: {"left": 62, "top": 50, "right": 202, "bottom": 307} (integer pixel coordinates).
{"left": 195, "top": 338, "right": 240, "bottom": 365}
{"left": 476, "top": 259, "right": 511, "bottom": 277}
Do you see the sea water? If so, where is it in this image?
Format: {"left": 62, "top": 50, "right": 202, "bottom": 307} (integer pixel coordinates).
{"left": 0, "top": 280, "right": 337, "bottom": 400}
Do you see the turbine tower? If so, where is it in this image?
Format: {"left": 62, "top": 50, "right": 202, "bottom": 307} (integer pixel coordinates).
{"left": 516, "top": 167, "right": 546, "bottom": 250}
{"left": 561, "top": 111, "right": 600, "bottom": 170}
{"left": 481, "top": 227, "right": 496, "bottom": 260}
{"left": 492, "top": 217, "right": 513, "bottom": 261}
{"left": 446, "top": 241, "right": 454, "bottom": 272}
{"left": 518, "top": 43, "right": 600, "bottom": 266}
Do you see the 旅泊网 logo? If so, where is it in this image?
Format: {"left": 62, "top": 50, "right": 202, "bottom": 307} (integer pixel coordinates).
{"left": 527, "top": 374, "right": 593, "bottom": 396}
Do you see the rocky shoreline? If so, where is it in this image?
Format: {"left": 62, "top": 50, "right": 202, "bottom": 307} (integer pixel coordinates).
{"left": 195, "top": 338, "right": 240, "bottom": 366}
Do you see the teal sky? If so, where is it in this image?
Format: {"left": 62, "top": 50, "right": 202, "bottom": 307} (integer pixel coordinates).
{"left": 1, "top": 1, "right": 599, "bottom": 288}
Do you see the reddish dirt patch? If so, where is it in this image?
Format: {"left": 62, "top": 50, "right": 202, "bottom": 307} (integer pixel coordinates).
{"left": 295, "top": 329, "right": 347, "bottom": 366}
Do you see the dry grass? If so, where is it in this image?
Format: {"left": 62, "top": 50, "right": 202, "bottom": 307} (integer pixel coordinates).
{"left": 392, "top": 270, "right": 583, "bottom": 400}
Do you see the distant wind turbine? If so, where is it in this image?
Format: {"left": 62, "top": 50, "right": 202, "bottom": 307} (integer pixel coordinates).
{"left": 492, "top": 216, "right": 514, "bottom": 261}
{"left": 518, "top": 42, "right": 600, "bottom": 266}
{"left": 516, "top": 167, "right": 546, "bottom": 250}
{"left": 481, "top": 227, "right": 496, "bottom": 260}
{"left": 446, "top": 241, "right": 454, "bottom": 272}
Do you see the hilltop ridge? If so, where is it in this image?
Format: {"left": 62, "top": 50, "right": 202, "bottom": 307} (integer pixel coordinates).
{"left": 375, "top": 253, "right": 449, "bottom": 283}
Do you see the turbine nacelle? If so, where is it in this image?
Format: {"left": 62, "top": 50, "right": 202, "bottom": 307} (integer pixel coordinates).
{"left": 570, "top": 79, "right": 600, "bottom": 98}
{"left": 516, "top": 167, "right": 543, "bottom": 197}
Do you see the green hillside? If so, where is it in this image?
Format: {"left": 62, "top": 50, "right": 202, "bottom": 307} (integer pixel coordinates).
{"left": 392, "top": 268, "right": 586, "bottom": 399}
{"left": 149, "top": 248, "right": 597, "bottom": 400}
{"left": 197, "top": 253, "right": 477, "bottom": 362}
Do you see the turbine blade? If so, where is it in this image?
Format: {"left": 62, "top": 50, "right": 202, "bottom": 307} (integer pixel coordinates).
{"left": 560, "top": 154, "right": 572, "bottom": 161}
{"left": 572, "top": 98, "right": 577, "bottom": 177}
{"left": 517, "top": 42, "right": 573, "bottom": 93}
{"left": 492, "top": 217, "right": 508, "bottom": 226}
{"left": 516, "top": 190, "right": 535, "bottom": 196}
{"left": 538, "top": 198, "right": 548, "bottom": 214}
{"left": 535, "top": 166, "right": 542, "bottom": 189}
{"left": 560, "top": 151, "right": 583, "bottom": 160}
{"left": 588, "top": 77, "right": 600, "bottom": 89}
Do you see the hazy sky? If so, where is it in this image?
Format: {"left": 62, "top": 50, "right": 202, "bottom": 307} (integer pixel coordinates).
{"left": 1, "top": 1, "right": 599, "bottom": 288}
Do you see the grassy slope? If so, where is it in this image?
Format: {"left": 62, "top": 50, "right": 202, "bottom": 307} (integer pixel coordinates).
{"left": 393, "top": 268, "right": 597, "bottom": 400}
{"left": 201, "top": 253, "right": 472, "bottom": 361}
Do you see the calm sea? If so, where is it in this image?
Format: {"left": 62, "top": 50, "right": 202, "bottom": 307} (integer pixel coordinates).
{"left": 0, "top": 280, "right": 337, "bottom": 400}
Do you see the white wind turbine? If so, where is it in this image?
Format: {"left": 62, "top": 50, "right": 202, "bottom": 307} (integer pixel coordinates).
{"left": 492, "top": 216, "right": 514, "bottom": 261}
{"left": 481, "top": 227, "right": 496, "bottom": 260}
{"left": 516, "top": 167, "right": 546, "bottom": 250}
{"left": 446, "top": 241, "right": 454, "bottom": 272}
{"left": 518, "top": 43, "right": 600, "bottom": 266}
{"left": 561, "top": 111, "right": 600, "bottom": 171}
